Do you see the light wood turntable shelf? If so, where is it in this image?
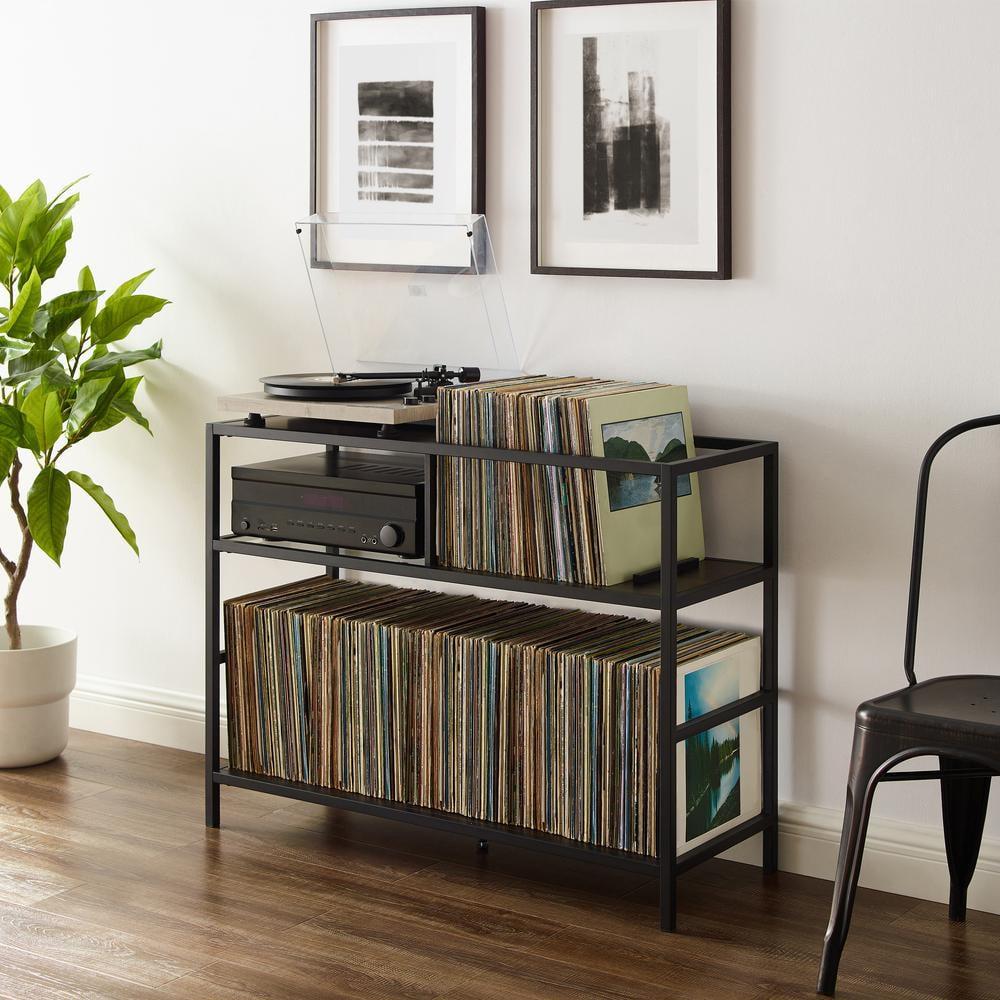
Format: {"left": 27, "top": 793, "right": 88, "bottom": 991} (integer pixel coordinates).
{"left": 217, "top": 392, "right": 437, "bottom": 426}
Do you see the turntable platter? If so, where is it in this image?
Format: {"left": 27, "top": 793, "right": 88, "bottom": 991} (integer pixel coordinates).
{"left": 261, "top": 374, "right": 413, "bottom": 401}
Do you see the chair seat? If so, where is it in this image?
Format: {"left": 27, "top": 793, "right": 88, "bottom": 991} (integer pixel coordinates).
{"left": 857, "top": 674, "right": 1000, "bottom": 750}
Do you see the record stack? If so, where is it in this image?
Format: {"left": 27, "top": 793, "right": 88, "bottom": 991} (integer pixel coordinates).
{"left": 224, "top": 577, "right": 758, "bottom": 857}
{"left": 435, "top": 376, "right": 706, "bottom": 588}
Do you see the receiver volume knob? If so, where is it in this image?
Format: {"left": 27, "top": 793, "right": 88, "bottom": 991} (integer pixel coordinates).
{"left": 239, "top": 519, "right": 251, "bottom": 532}
{"left": 379, "top": 523, "right": 403, "bottom": 548}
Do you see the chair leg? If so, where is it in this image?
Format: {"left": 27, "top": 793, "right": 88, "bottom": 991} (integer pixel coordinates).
{"left": 817, "top": 727, "right": 900, "bottom": 997}
{"left": 940, "top": 755, "right": 991, "bottom": 922}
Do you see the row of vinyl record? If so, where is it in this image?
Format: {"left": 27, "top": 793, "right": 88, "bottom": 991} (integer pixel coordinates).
{"left": 435, "top": 376, "right": 706, "bottom": 588}
{"left": 224, "top": 576, "right": 762, "bottom": 856}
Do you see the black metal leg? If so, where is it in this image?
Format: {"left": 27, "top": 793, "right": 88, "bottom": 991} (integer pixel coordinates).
{"left": 762, "top": 449, "right": 779, "bottom": 874}
{"left": 763, "top": 820, "right": 779, "bottom": 874}
{"left": 659, "top": 466, "right": 679, "bottom": 932}
{"left": 940, "top": 755, "right": 991, "bottom": 922}
{"left": 205, "top": 427, "right": 221, "bottom": 829}
{"left": 660, "top": 867, "right": 676, "bottom": 931}
{"left": 817, "top": 727, "right": 900, "bottom": 997}
{"left": 207, "top": 771, "right": 220, "bottom": 828}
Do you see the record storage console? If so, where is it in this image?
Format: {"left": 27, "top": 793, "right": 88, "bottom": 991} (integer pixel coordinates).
{"left": 206, "top": 415, "right": 779, "bottom": 932}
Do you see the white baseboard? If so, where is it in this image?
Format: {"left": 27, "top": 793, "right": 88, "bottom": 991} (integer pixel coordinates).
{"left": 70, "top": 674, "right": 228, "bottom": 754}
{"left": 70, "top": 677, "right": 999, "bottom": 915}
{"left": 721, "top": 802, "right": 1000, "bottom": 915}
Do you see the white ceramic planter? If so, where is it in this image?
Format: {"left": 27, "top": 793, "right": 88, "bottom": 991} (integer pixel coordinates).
{"left": 0, "top": 626, "right": 77, "bottom": 768}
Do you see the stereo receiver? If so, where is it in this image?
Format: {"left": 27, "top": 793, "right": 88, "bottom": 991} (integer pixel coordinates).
{"left": 231, "top": 451, "right": 423, "bottom": 557}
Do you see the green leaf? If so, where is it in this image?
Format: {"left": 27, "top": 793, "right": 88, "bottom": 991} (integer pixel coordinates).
{"left": 90, "top": 295, "right": 168, "bottom": 345}
{"left": 66, "top": 377, "right": 111, "bottom": 437}
{"left": 44, "top": 175, "right": 87, "bottom": 211}
{"left": 32, "top": 218, "right": 72, "bottom": 285}
{"left": 13, "top": 360, "right": 73, "bottom": 398}
{"left": 0, "top": 441, "right": 15, "bottom": 486}
{"left": 91, "top": 376, "right": 149, "bottom": 434}
{"left": 0, "top": 185, "right": 10, "bottom": 214}
{"left": 42, "top": 289, "right": 102, "bottom": 340}
{"left": 18, "top": 193, "right": 79, "bottom": 275}
{"left": 17, "top": 179, "right": 46, "bottom": 205}
{"left": 5, "top": 346, "right": 59, "bottom": 383}
{"left": 41, "top": 394, "right": 62, "bottom": 449}
{"left": 67, "top": 471, "right": 138, "bottom": 555}
{"left": 27, "top": 466, "right": 71, "bottom": 565}
{"left": 0, "top": 269, "right": 41, "bottom": 339}
{"left": 114, "top": 398, "right": 151, "bottom": 434}
{"left": 66, "top": 371, "right": 123, "bottom": 440}
{"left": 106, "top": 269, "right": 154, "bottom": 305}
{"left": 39, "top": 361, "right": 73, "bottom": 391}
{"left": 0, "top": 336, "right": 35, "bottom": 362}
{"left": 0, "top": 403, "right": 22, "bottom": 482}
{"left": 17, "top": 416, "right": 38, "bottom": 453}
{"left": 57, "top": 333, "right": 80, "bottom": 358}
{"left": 21, "top": 386, "right": 62, "bottom": 452}
{"left": 31, "top": 306, "right": 49, "bottom": 339}
{"left": 82, "top": 340, "right": 162, "bottom": 376}
{"left": 89, "top": 405, "right": 126, "bottom": 434}
{"left": 0, "top": 182, "right": 45, "bottom": 281}
{"left": 78, "top": 266, "right": 98, "bottom": 334}
{"left": 0, "top": 404, "right": 24, "bottom": 443}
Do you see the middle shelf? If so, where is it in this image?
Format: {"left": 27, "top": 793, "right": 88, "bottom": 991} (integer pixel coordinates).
{"left": 215, "top": 535, "right": 766, "bottom": 610}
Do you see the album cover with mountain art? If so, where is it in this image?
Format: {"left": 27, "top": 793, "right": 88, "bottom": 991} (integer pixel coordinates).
{"left": 585, "top": 384, "right": 705, "bottom": 583}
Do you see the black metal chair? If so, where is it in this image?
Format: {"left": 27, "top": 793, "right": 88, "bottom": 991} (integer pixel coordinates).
{"left": 816, "top": 416, "right": 1000, "bottom": 997}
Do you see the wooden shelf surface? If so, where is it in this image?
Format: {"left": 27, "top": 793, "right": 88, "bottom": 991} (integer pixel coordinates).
{"left": 218, "top": 392, "right": 437, "bottom": 426}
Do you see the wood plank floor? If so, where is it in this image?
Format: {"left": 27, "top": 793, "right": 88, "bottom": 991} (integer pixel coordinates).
{"left": 0, "top": 731, "right": 996, "bottom": 999}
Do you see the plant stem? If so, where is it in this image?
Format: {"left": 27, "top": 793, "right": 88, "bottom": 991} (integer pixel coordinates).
{"left": 68, "top": 330, "right": 88, "bottom": 378}
{"left": 4, "top": 455, "right": 33, "bottom": 650}
{"left": 0, "top": 544, "right": 14, "bottom": 581}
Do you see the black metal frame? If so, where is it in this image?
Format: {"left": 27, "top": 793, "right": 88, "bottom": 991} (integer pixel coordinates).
{"left": 529, "top": 0, "right": 732, "bottom": 279}
{"left": 310, "top": 7, "right": 486, "bottom": 274}
{"left": 206, "top": 417, "right": 778, "bottom": 931}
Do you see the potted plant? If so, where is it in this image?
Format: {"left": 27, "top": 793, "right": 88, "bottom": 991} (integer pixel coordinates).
{"left": 0, "top": 178, "right": 168, "bottom": 767}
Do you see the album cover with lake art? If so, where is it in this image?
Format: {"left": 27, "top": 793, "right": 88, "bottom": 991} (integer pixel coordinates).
{"left": 675, "top": 638, "right": 763, "bottom": 854}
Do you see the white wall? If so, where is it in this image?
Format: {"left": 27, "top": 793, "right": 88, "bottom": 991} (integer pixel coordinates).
{"left": 5, "top": 0, "right": 1000, "bottom": 883}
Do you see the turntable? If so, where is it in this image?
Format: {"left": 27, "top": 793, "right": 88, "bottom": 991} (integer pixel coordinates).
{"left": 261, "top": 365, "right": 482, "bottom": 404}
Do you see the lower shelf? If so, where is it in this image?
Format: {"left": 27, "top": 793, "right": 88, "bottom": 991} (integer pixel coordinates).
{"left": 214, "top": 766, "right": 774, "bottom": 876}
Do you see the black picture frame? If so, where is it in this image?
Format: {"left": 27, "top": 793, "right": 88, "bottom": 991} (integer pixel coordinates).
{"left": 530, "top": 0, "right": 731, "bottom": 280}
{"left": 310, "top": 7, "right": 486, "bottom": 273}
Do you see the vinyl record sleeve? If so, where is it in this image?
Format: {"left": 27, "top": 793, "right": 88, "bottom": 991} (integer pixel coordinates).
{"left": 585, "top": 384, "right": 705, "bottom": 582}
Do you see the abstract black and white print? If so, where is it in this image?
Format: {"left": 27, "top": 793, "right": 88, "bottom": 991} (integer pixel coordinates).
{"left": 357, "top": 81, "right": 434, "bottom": 204}
{"left": 582, "top": 35, "right": 670, "bottom": 218}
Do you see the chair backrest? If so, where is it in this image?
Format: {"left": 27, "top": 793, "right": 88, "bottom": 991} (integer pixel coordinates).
{"left": 904, "top": 414, "right": 1000, "bottom": 686}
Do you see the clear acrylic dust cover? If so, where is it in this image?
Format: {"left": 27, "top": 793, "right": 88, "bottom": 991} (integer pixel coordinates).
{"left": 294, "top": 213, "right": 520, "bottom": 378}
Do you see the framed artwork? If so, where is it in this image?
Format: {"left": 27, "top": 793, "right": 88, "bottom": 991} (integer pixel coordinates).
{"left": 310, "top": 8, "right": 485, "bottom": 271}
{"left": 530, "top": 0, "right": 731, "bottom": 279}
